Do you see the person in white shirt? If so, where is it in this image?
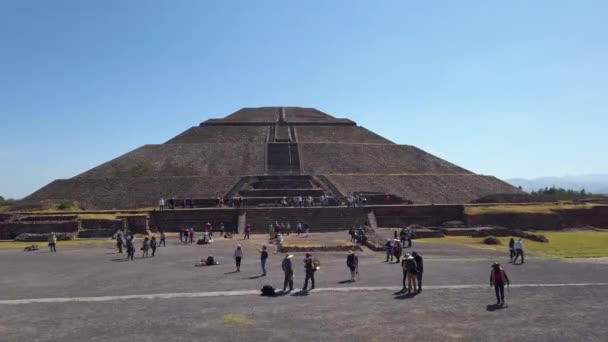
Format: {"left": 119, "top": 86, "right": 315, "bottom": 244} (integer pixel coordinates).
{"left": 234, "top": 245, "right": 244, "bottom": 272}
{"left": 513, "top": 239, "right": 524, "bottom": 264}
{"left": 158, "top": 198, "right": 165, "bottom": 211}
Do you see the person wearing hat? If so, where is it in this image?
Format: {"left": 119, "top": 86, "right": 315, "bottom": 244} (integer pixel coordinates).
{"left": 281, "top": 253, "right": 294, "bottom": 291}
{"left": 490, "top": 262, "right": 510, "bottom": 306}
{"left": 234, "top": 245, "right": 244, "bottom": 272}
{"left": 302, "top": 253, "right": 316, "bottom": 290}
{"left": 346, "top": 250, "right": 359, "bottom": 282}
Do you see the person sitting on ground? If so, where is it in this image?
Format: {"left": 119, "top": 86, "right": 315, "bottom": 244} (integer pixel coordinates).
{"left": 196, "top": 255, "right": 220, "bottom": 267}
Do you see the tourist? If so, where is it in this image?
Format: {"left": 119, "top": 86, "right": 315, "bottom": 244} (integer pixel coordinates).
{"left": 297, "top": 222, "right": 303, "bottom": 236}
{"left": 282, "top": 253, "right": 294, "bottom": 292}
{"left": 48, "top": 232, "right": 57, "bottom": 253}
{"left": 399, "top": 228, "right": 407, "bottom": 247}
{"left": 114, "top": 229, "right": 124, "bottom": 253}
{"left": 159, "top": 197, "right": 165, "bottom": 211}
{"left": 406, "top": 228, "right": 413, "bottom": 248}
{"left": 385, "top": 239, "right": 393, "bottom": 262}
{"left": 234, "top": 245, "right": 243, "bottom": 272}
{"left": 513, "top": 238, "right": 524, "bottom": 264}
{"left": 141, "top": 237, "right": 150, "bottom": 258}
{"left": 393, "top": 239, "right": 403, "bottom": 263}
{"left": 393, "top": 230, "right": 398, "bottom": 240}
{"left": 259, "top": 245, "right": 269, "bottom": 276}
{"left": 490, "top": 262, "right": 511, "bottom": 306}
{"left": 403, "top": 253, "right": 418, "bottom": 293}
{"left": 346, "top": 250, "right": 359, "bottom": 282}
{"left": 150, "top": 236, "right": 157, "bottom": 257}
{"left": 302, "top": 253, "right": 316, "bottom": 290}
{"left": 412, "top": 251, "right": 423, "bottom": 292}
{"left": 349, "top": 227, "right": 355, "bottom": 242}
{"left": 159, "top": 230, "right": 166, "bottom": 247}
{"left": 244, "top": 224, "right": 251, "bottom": 240}
{"left": 508, "top": 238, "right": 515, "bottom": 263}
{"left": 206, "top": 221, "right": 213, "bottom": 238}
{"left": 125, "top": 234, "right": 135, "bottom": 260}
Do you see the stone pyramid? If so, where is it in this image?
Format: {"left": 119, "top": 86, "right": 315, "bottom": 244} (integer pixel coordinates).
{"left": 24, "top": 107, "right": 521, "bottom": 209}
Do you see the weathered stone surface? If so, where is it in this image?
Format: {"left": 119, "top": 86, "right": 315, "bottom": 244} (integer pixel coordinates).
{"left": 15, "top": 232, "right": 75, "bottom": 241}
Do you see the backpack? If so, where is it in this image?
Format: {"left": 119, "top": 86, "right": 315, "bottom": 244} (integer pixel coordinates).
{"left": 261, "top": 285, "right": 275, "bottom": 296}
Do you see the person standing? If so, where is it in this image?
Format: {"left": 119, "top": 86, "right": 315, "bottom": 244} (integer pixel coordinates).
{"left": 508, "top": 238, "right": 515, "bottom": 263}
{"left": 126, "top": 235, "right": 135, "bottom": 260}
{"left": 302, "top": 253, "right": 316, "bottom": 290}
{"left": 48, "top": 232, "right": 57, "bottom": 253}
{"left": 159, "top": 231, "right": 166, "bottom": 247}
{"left": 234, "top": 245, "right": 243, "bottom": 272}
{"left": 399, "top": 228, "right": 407, "bottom": 248}
{"left": 346, "top": 251, "right": 359, "bottom": 282}
{"left": 282, "top": 254, "right": 294, "bottom": 292}
{"left": 385, "top": 239, "right": 393, "bottom": 262}
{"left": 219, "top": 222, "right": 225, "bottom": 237}
{"left": 259, "top": 245, "right": 269, "bottom": 276}
{"left": 159, "top": 197, "right": 165, "bottom": 211}
{"left": 513, "top": 239, "right": 524, "bottom": 264}
{"left": 406, "top": 229, "right": 413, "bottom": 248}
{"left": 189, "top": 228, "right": 194, "bottom": 244}
{"left": 141, "top": 237, "right": 150, "bottom": 258}
{"left": 114, "top": 230, "right": 124, "bottom": 253}
{"left": 412, "top": 251, "right": 423, "bottom": 292}
{"left": 490, "top": 262, "right": 511, "bottom": 306}
{"left": 244, "top": 224, "right": 251, "bottom": 240}
{"left": 297, "top": 222, "right": 303, "bottom": 236}
{"left": 150, "top": 236, "right": 157, "bottom": 257}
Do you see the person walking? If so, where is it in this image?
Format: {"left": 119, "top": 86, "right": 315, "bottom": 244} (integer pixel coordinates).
{"left": 159, "top": 231, "right": 166, "bottom": 247}
{"left": 346, "top": 251, "right": 359, "bottom": 282}
{"left": 189, "top": 228, "right": 194, "bottom": 244}
{"left": 126, "top": 235, "right": 135, "bottom": 260}
{"left": 114, "top": 230, "right": 124, "bottom": 253}
{"left": 508, "top": 238, "right": 515, "bottom": 263}
{"left": 282, "top": 254, "right": 294, "bottom": 291}
{"left": 259, "top": 245, "right": 269, "bottom": 276}
{"left": 399, "top": 228, "right": 407, "bottom": 248}
{"left": 48, "top": 232, "right": 57, "bottom": 253}
{"left": 412, "top": 251, "right": 423, "bottom": 292}
{"left": 234, "top": 245, "right": 243, "bottom": 272}
{"left": 302, "top": 253, "right": 316, "bottom": 290}
{"left": 406, "top": 229, "right": 413, "bottom": 248}
{"left": 150, "top": 236, "right": 157, "bottom": 257}
{"left": 141, "top": 237, "right": 150, "bottom": 258}
{"left": 490, "top": 262, "right": 511, "bottom": 306}
{"left": 244, "top": 224, "right": 251, "bottom": 240}
{"left": 513, "top": 238, "right": 524, "bottom": 264}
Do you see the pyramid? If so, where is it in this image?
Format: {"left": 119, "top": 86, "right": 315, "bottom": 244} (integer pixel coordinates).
{"left": 24, "top": 107, "right": 521, "bottom": 209}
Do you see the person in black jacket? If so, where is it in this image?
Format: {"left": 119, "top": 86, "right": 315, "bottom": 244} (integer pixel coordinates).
{"left": 346, "top": 251, "right": 359, "bottom": 282}
{"left": 412, "top": 251, "right": 423, "bottom": 292}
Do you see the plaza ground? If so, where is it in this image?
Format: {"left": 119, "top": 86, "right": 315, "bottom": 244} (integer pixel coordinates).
{"left": 1, "top": 232, "right": 607, "bottom": 341}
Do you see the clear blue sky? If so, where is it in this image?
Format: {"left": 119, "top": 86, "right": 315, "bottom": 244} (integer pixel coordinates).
{"left": 1, "top": 0, "right": 607, "bottom": 199}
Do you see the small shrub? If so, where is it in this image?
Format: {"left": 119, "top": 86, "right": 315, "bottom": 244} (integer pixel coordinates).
{"left": 482, "top": 236, "right": 501, "bottom": 245}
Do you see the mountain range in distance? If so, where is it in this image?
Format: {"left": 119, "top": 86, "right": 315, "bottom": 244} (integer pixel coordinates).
{"left": 505, "top": 174, "right": 608, "bottom": 194}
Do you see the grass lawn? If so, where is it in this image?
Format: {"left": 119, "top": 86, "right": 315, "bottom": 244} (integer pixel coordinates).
{"left": 418, "top": 230, "right": 608, "bottom": 258}
{"left": 464, "top": 203, "right": 598, "bottom": 215}
{"left": 0, "top": 239, "right": 114, "bottom": 249}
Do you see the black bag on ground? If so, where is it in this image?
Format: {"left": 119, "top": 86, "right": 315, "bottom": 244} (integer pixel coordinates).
{"left": 261, "top": 285, "right": 275, "bottom": 296}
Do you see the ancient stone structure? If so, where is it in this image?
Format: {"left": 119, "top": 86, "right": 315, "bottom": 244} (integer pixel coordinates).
{"left": 24, "top": 107, "right": 521, "bottom": 210}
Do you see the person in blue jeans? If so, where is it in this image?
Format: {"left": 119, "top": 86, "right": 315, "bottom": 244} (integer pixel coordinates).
{"left": 490, "top": 262, "right": 511, "bottom": 306}
{"left": 259, "top": 245, "right": 269, "bottom": 276}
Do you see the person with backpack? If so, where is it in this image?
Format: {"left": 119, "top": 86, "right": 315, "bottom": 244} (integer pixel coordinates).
{"left": 412, "top": 251, "right": 423, "bottom": 292}
{"left": 150, "top": 236, "right": 157, "bottom": 257}
{"left": 259, "top": 245, "right": 269, "bottom": 276}
{"left": 234, "top": 245, "right": 243, "bottom": 272}
{"left": 282, "top": 253, "right": 294, "bottom": 292}
{"left": 302, "top": 253, "right": 316, "bottom": 290}
{"left": 490, "top": 262, "right": 511, "bottom": 306}
{"left": 508, "top": 238, "right": 515, "bottom": 263}
{"left": 346, "top": 251, "right": 359, "bottom": 282}
{"left": 401, "top": 253, "right": 418, "bottom": 293}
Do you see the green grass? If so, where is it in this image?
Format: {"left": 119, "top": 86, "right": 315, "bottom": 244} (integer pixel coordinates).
{"left": 0, "top": 239, "right": 114, "bottom": 249}
{"left": 418, "top": 230, "right": 608, "bottom": 258}
{"left": 464, "top": 203, "right": 598, "bottom": 215}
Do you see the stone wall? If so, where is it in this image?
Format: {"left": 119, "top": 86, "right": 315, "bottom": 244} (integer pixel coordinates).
{"left": 121, "top": 216, "right": 149, "bottom": 234}
{"left": 373, "top": 205, "right": 464, "bottom": 227}
{"left": 149, "top": 209, "right": 239, "bottom": 233}
{"left": 465, "top": 213, "right": 564, "bottom": 230}
{"left": 81, "top": 219, "right": 124, "bottom": 231}
{"left": 0, "top": 221, "right": 80, "bottom": 240}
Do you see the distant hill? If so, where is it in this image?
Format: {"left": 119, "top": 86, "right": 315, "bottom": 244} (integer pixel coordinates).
{"left": 506, "top": 175, "right": 608, "bottom": 194}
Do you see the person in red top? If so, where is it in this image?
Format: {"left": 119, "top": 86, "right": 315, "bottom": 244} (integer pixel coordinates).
{"left": 490, "top": 262, "right": 511, "bottom": 306}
